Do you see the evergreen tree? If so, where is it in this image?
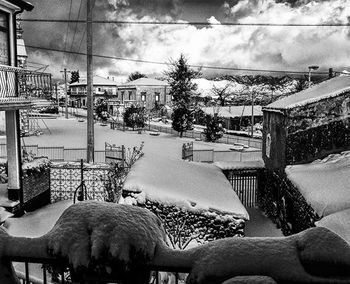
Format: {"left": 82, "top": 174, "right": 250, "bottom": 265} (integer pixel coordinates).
{"left": 95, "top": 99, "right": 108, "bottom": 122}
{"left": 204, "top": 114, "right": 224, "bottom": 142}
{"left": 165, "top": 54, "right": 200, "bottom": 137}
{"left": 70, "top": 70, "right": 80, "bottom": 84}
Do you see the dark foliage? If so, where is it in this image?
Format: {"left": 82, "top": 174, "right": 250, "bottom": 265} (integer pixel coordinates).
{"left": 123, "top": 105, "right": 146, "bottom": 130}
{"left": 70, "top": 70, "right": 80, "bottom": 84}
{"left": 95, "top": 99, "right": 109, "bottom": 122}
{"left": 204, "top": 114, "right": 224, "bottom": 142}
{"left": 127, "top": 71, "right": 147, "bottom": 82}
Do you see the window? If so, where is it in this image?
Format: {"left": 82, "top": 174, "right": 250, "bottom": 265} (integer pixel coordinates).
{"left": 0, "top": 11, "right": 10, "bottom": 65}
{"left": 155, "top": 93, "right": 160, "bottom": 102}
{"left": 129, "top": 91, "right": 132, "bottom": 100}
{"left": 141, "top": 92, "right": 146, "bottom": 102}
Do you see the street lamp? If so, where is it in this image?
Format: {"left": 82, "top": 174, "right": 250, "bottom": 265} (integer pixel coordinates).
{"left": 308, "top": 65, "right": 319, "bottom": 87}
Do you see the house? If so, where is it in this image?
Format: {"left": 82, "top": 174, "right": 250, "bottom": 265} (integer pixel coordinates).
{"left": 262, "top": 75, "right": 350, "bottom": 169}
{"left": 0, "top": 0, "right": 34, "bottom": 212}
{"left": 69, "top": 75, "right": 118, "bottom": 108}
{"left": 115, "top": 78, "right": 171, "bottom": 111}
{"left": 199, "top": 105, "right": 263, "bottom": 130}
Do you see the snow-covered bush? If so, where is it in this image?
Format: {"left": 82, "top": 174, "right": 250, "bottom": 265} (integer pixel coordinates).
{"left": 123, "top": 194, "right": 244, "bottom": 249}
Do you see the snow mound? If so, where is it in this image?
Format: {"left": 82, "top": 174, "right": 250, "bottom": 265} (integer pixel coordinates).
{"left": 316, "top": 208, "right": 350, "bottom": 245}
{"left": 285, "top": 150, "right": 350, "bottom": 217}
{"left": 124, "top": 155, "right": 249, "bottom": 220}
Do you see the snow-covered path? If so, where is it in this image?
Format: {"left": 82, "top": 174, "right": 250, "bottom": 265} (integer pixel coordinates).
{"left": 23, "top": 118, "right": 249, "bottom": 219}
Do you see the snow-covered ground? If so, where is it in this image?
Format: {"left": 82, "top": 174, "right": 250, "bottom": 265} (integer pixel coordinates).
{"left": 23, "top": 117, "right": 249, "bottom": 219}
{"left": 285, "top": 150, "right": 350, "bottom": 217}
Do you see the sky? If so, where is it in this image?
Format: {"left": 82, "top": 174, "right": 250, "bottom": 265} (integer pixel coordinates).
{"left": 20, "top": 0, "right": 350, "bottom": 82}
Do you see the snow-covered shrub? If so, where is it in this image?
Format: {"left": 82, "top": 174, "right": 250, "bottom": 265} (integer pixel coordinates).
{"left": 124, "top": 141, "right": 144, "bottom": 168}
{"left": 22, "top": 157, "right": 51, "bottom": 177}
{"left": 124, "top": 195, "right": 245, "bottom": 249}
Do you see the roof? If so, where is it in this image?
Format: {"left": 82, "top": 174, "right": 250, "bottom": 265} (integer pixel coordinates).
{"left": 6, "top": 0, "right": 33, "bottom": 11}
{"left": 16, "top": 39, "right": 27, "bottom": 57}
{"left": 285, "top": 150, "right": 350, "bottom": 217}
{"left": 119, "top": 78, "right": 169, "bottom": 88}
{"left": 69, "top": 75, "right": 117, "bottom": 87}
{"left": 202, "top": 105, "right": 263, "bottom": 118}
{"left": 265, "top": 75, "right": 350, "bottom": 110}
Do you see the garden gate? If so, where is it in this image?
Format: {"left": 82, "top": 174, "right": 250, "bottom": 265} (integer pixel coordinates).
{"left": 105, "top": 142, "right": 125, "bottom": 165}
{"left": 182, "top": 142, "right": 193, "bottom": 161}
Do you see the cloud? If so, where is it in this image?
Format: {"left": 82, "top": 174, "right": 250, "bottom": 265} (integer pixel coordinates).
{"left": 22, "top": 0, "right": 350, "bottom": 80}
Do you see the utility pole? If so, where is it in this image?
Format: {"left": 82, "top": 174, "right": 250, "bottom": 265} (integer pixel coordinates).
{"left": 251, "top": 89, "right": 254, "bottom": 138}
{"left": 60, "top": 68, "right": 70, "bottom": 119}
{"left": 55, "top": 83, "right": 58, "bottom": 110}
{"left": 86, "top": 0, "right": 94, "bottom": 163}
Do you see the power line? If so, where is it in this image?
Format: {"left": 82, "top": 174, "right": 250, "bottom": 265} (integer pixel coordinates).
{"left": 21, "top": 18, "right": 350, "bottom": 27}
{"left": 67, "top": 0, "right": 83, "bottom": 68}
{"left": 21, "top": 43, "right": 339, "bottom": 75}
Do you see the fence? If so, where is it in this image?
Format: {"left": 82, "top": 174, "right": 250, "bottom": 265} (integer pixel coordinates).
{"left": 50, "top": 162, "right": 111, "bottom": 203}
{"left": 223, "top": 168, "right": 262, "bottom": 208}
{"left": 182, "top": 142, "right": 194, "bottom": 161}
{"left": 188, "top": 148, "right": 262, "bottom": 163}
{"left": 0, "top": 144, "right": 125, "bottom": 164}
{"left": 146, "top": 124, "right": 262, "bottom": 149}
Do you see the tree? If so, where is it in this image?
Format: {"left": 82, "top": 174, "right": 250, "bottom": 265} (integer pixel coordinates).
{"left": 127, "top": 71, "right": 147, "bottom": 82}
{"left": 204, "top": 113, "right": 224, "bottom": 142}
{"left": 211, "top": 82, "right": 233, "bottom": 106}
{"left": 123, "top": 105, "right": 146, "bottom": 130}
{"left": 165, "top": 54, "right": 201, "bottom": 137}
{"left": 70, "top": 70, "right": 80, "bottom": 84}
{"left": 95, "top": 99, "right": 109, "bottom": 122}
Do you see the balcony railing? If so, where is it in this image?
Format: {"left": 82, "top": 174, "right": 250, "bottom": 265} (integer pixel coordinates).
{"left": 0, "top": 64, "right": 52, "bottom": 101}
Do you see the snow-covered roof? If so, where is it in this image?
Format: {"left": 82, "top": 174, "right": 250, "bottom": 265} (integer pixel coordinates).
{"left": 16, "top": 39, "right": 27, "bottom": 57}
{"left": 316, "top": 208, "right": 350, "bottom": 245}
{"left": 265, "top": 75, "right": 350, "bottom": 110}
{"left": 69, "top": 76, "right": 117, "bottom": 87}
{"left": 119, "top": 78, "right": 169, "bottom": 88}
{"left": 201, "top": 106, "right": 263, "bottom": 118}
{"left": 285, "top": 150, "right": 350, "bottom": 217}
{"left": 124, "top": 155, "right": 249, "bottom": 220}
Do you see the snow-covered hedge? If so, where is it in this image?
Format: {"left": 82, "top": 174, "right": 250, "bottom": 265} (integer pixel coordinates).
{"left": 258, "top": 170, "right": 319, "bottom": 236}
{"left": 123, "top": 193, "right": 245, "bottom": 248}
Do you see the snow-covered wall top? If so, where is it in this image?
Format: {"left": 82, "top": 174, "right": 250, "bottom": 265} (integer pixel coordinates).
{"left": 285, "top": 151, "right": 350, "bottom": 217}
{"left": 265, "top": 75, "right": 350, "bottom": 110}
{"left": 124, "top": 155, "right": 249, "bottom": 220}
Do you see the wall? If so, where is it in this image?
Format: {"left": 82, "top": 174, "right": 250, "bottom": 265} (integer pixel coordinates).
{"left": 285, "top": 92, "right": 350, "bottom": 164}
{"left": 262, "top": 110, "right": 287, "bottom": 169}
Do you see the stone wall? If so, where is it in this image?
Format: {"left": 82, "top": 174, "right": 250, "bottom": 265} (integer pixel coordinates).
{"left": 258, "top": 170, "right": 319, "bottom": 236}
{"left": 285, "top": 92, "right": 350, "bottom": 164}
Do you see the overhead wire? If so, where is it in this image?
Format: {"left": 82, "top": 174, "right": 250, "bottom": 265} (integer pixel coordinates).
{"left": 20, "top": 18, "right": 350, "bottom": 27}
{"left": 61, "top": 0, "right": 73, "bottom": 69}
{"left": 19, "top": 43, "right": 342, "bottom": 76}
{"left": 67, "top": 0, "right": 83, "bottom": 69}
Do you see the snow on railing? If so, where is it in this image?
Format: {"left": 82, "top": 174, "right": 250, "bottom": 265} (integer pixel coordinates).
{"left": 1, "top": 202, "right": 350, "bottom": 284}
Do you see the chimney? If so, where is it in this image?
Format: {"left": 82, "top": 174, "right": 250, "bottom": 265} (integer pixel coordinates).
{"left": 329, "top": 68, "right": 334, "bottom": 79}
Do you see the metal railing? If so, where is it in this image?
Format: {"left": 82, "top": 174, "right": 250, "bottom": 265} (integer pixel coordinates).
{"left": 7, "top": 256, "right": 187, "bottom": 284}
{"left": 145, "top": 123, "right": 263, "bottom": 149}
{"left": 0, "top": 64, "right": 52, "bottom": 100}
{"left": 0, "top": 144, "right": 125, "bottom": 164}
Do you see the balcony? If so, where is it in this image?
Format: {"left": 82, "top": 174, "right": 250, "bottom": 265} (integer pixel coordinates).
{"left": 0, "top": 64, "right": 52, "bottom": 111}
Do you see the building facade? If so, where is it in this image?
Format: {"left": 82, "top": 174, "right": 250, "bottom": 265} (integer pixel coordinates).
{"left": 116, "top": 78, "right": 171, "bottom": 110}
{"left": 262, "top": 75, "right": 350, "bottom": 169}
{"left": 69, "top": 75, "right": 118, "bottom": 108}
{"left": 0, "top": 0, "right": 34, "bottom": 210}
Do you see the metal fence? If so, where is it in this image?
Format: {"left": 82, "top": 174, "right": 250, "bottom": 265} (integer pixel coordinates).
{"left": 50, "top": 162, "right": 111, "bottom": 203}
{"left": 0, "top": 144, "right": 124, "bottom": 164}
{"left": 146, "top": 124, "right": 262, "bottom": 149}
{"left": 223, "top": 168, "right": 262, "bottom": 208}
{"left": 186, "top": 147, "right": 262, "bottom": 163}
